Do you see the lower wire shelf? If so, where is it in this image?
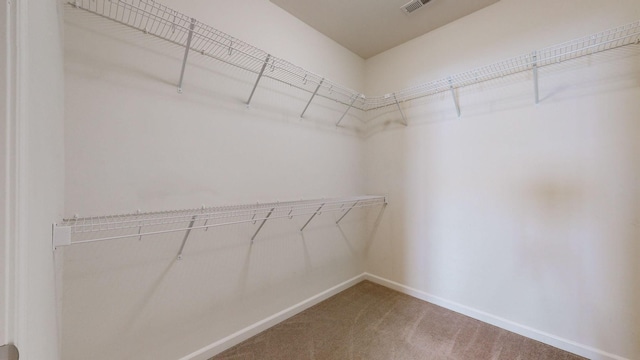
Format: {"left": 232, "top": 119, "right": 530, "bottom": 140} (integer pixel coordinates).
{"left": 52, "top": 195, "right": 387, "bottom": 258}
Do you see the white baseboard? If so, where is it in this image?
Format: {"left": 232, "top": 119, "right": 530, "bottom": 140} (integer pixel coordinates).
{"left": 179, "top": 272, "right": 629, "bottom": 360}
{"left": 179, "top": 273, "right": 366, "bottom": 360}
{"left": 363, "top": 273, "right": 629, "bottom": 360}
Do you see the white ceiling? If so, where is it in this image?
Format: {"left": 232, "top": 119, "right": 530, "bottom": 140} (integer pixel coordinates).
{"left": 269, "top": 0, "right": 500, "bottom": 59}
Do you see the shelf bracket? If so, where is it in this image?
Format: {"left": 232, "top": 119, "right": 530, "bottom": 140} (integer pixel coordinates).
{"left": 393, "top": 93, "right": 408, "bottom": 126}
{"left": 300, "top": 78, "right": 324, "bottom": 118}
{"left": 177, "top": 18, "right": 197, "bottom": 94}
{"left": 52, "top": 224, "right": 71, "bottom": 251}
{"left": 448, "top": 78, "right": 461, "bottom": 118}
{"left": 336, "top": 201, "right": 359, "bottom": 225}
{"left": 250, "top": 207, "right": 274, "bottom": 244}
{"left": 300, "top": 203, "right": 324, "bottom": 232}
{"left": 246, "top": 54, "right": 271, "bottom": 107}
{"left": 336, "top": 95, "right": 360, "bottom": 127}
{"left": 177, "top": 215, "right": 197, "bottom": 260}
{"left": 532, "top": 51, "right": 539, "bottom": 104}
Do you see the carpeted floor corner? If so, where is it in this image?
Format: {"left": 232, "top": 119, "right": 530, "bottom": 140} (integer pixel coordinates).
{"left": 210, "top": 281, "right": 587, "bottom": 360}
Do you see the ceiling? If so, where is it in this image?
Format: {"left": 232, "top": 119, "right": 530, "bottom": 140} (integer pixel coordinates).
{"left": 269, "top": 0, "right": 500, "bottom": 59}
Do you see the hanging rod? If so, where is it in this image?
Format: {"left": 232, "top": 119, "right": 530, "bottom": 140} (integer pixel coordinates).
{"left": 66, "top": 1, "right": 640, "bottom": 120}
{"left": 52, "top": 195, "right": 387, "bottom": 252}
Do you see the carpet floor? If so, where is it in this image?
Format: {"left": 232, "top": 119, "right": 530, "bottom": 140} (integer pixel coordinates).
{"left": 211, "top": 281, "right": 586, "bottom": 360}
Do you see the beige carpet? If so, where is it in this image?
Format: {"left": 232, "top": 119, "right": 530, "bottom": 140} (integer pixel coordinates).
{"left": 211, "top": 281, "right": 586, "bottom": 360}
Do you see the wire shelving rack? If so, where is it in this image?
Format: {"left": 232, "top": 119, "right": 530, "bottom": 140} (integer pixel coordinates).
{"left": 66, "top": 0, "right": 640, "bottom": 122}
{"left": 367, "top": 20, "right": 640, "bottom": 114}
{"left": 53, "top": 196, "right": 387, "bottom": 258}
{"left": 67, "top": 0, "right": 366, "bottom": 114}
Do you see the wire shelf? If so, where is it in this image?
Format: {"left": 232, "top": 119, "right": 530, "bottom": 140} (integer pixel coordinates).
{"left": 364, "top": 20, "right": 640, "bottom": 111}
{"left": 54, "top": 195, "right": 387, "bottom": 248}
{"left": 67, "top": 0, "right": 366, "bottom": 110}
{"left": 66, "top": 0, "right": 640, "bottom": 119}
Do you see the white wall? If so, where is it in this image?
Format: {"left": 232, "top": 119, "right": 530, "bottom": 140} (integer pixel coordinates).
{"left": 364, "top": 1, "right": 640, "bottom": 359}
{"left": 62, "top": 1, "right": 368, "bottom": 359}
{"left": 9, "top": 0, "right": 66, "bottom": 359}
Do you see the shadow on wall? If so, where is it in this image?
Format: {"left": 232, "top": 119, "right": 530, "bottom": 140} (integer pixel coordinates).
{"left": 518, "top": 177, "right": 586, "bottom": 316}
{"left": 362, "top": 203, "right": 387, "bottom": 257}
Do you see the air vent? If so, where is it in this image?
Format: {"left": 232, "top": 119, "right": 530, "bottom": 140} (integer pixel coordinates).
{"left": 401, "top": 0, "right": 431, "bottom": 14}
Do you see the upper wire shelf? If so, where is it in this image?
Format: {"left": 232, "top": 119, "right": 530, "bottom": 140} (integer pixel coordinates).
{"left": 67, "top": 0, "right": 366, "bottom": 111}
{"left": 366, "top": 20, "right": 640, "bottom": 112}
{"left": 67, "top": 0, "right": 640, "bottom": 122}
{"left": 53, "top": 196, "right": 387, "bottom": 258}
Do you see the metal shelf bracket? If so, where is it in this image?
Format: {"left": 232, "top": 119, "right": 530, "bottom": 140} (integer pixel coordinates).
{"left": 246, "top": 54, "right": 271, "bottom": 107}
{"left": 177, "top": 18, "right": 196, "bottom": 94}
{"left": 336, "top": 201, "right": 359, "bottom": 224}
{"left": 448, "top": 77, "right": 461, "bottom": 118}
{"left": 300, "top": 78, "right": 324, "bottom": 118}
{"left": 336, "top": 95, "right": 362, "bottom": 127}
{"left": 393, "top": 93, "right": 408, "bottom": 126}
{"left": 300, "top": 203, "right": 325, "bottom": 232}
{"left": 250, "top": 207, "right": 275, "bottom": 244}
{"left": 136, "top": 210, "right": 143, "bottom": 240}
{"left": 177, "top": 215, "right": 197, "bottom": 260}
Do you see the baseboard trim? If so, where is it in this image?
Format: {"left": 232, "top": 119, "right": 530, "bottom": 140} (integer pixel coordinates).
{"left": 179, "top": 273, "right": 366, "bottom": 360}
{"left": 363, "top": 273, "right": 629, "bottom": 360}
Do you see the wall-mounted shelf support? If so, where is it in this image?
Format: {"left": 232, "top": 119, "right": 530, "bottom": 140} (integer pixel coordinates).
{"left": 336, "top": 201, "right": 359, "bottom": 224}
{"left": 251, "top": 207, "right": 274, "bottom": 244}
{"left": 246, "top": 54, "right": 271, "bottom": 107}
{"left": 300, "top": 203, "right": 324, "bottom": 232}
{"left": 177, "top": 18, "right": 196, "bottom": 94}
{"left": 393, "top": 93, "right": 408, "bottom": 126}
{"left": 448, "top": 78, "right": 461, "bottom": 118}
{"left": 336, "top": 95, "right": 360, "bottom": 127}
{"left": 137, "top": 216, "right": 143, "bottom": 240}
{"left": 300, "top": 78, "right": 324, "bottom": 118}
{"left": 532, "top": 51, "right": 539, "bottom": 104}
{"left": 177, "top": 215, "right": 197, "bottom": 260}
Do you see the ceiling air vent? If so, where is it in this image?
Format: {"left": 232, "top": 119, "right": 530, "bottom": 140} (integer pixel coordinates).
{"left": 401, "top": 0, "right": 431, "bottom": 14}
